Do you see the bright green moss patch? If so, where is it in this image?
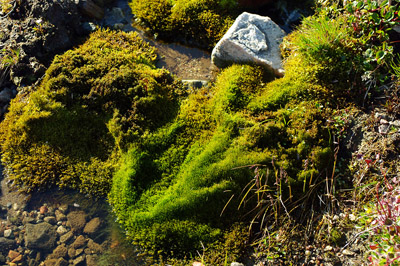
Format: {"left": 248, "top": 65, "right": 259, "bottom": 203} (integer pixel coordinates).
{"left": 130, "top": 0, "right": 236, "bottom": 49}
{"left": 109, "top": 63, "right": 334, "bottom": 258}
{"left": 0, "top": 29, "right": 183, "bottom": 196}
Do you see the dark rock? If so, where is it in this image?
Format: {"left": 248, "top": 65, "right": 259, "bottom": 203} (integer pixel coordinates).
{"left": 0, "top": 0, "right": 84, "bottom": 86}
{"left": 0, "top": 88, "right": 13, "bottom": 104}
{"left": 0, "top": 237, "right": 16, "bottom": 250}
{"left": 22, "top": 216, "right": 35, "bottom": 225}
{"left": 103, "top": 7, "right": 126, "bottom": 27}
{"left": 78, "top": 0, "right": 105, "bottom": 20}
{"left": 44, "top": 216, "right": 57, "bottom": 225}
{"left": 25, "top": 222, "right": 57, "bottom": 250}
{"left": 238, "top": 0, "right": 272, "bottom": 8}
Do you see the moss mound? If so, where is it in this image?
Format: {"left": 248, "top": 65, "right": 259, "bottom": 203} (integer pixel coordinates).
{"left": 130, "top": 0, "right": 236, "bottom": 49}
{"left": 0, "top": 29, "right": 183, "bottom": 196}
{"left": 109, "top": 62, "right": 334, "bottom": 258}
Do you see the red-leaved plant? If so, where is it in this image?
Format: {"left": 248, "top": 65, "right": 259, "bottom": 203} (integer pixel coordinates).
{"left": 368, "top": 166, "right": 400, "bottom": 266}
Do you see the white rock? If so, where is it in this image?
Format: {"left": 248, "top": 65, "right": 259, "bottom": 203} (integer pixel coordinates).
{"left": 3, "top": 229, "right": 12, "bottom": 238}
{"left": 57, "top": 225, "right": 68, "bottom": 235}
{"left": 342, "top": 249, "right": 355, "bottom": 256}
{"left": 324, "top": 245, "right": 333, "bottom": 252}
{"left": 211, "top": 12, "right": 286, "bottom": 76}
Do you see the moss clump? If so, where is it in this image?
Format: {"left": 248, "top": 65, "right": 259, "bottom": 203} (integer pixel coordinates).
{"left": 109, "top": 63, "right": 334, "bottom": 259}
{"left": 130, "top": 0, "right": 236, "bottom": 49}
{"left": 0, "top": 29, "right": 183, "bottom": 196}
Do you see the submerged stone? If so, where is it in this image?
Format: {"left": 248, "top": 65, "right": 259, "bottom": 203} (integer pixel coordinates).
{"left": 25, "top": 222, "right": 57, "bottom": 250}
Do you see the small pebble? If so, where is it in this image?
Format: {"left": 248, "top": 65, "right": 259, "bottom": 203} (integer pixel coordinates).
{"left": 4, "top": 229, "right": 13, "bottom": 238}
{"left": 39, "top": 205, "right": 48, "bottom": 215}
{"left": 342, "top": 249, "right": 355, "bottom": 256}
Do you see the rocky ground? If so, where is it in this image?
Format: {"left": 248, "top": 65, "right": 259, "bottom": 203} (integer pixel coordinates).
{"left": 0, "top": 173, "right": 145, "bottom": 266}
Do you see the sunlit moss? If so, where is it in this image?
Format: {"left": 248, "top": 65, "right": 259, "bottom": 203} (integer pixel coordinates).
{"left": 130, "top": 0, "right": 236, "bottom": 48}
{"left": 0, "top": 29, "right": 183, "bottom": 196}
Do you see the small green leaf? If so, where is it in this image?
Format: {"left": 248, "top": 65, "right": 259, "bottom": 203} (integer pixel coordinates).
{"left": 371, "top": 12, "right": 380, "bottom": 23}
{"left": 346, "top": 4, "right": 354, "bottom": 13}
{"left": 384, "top": 11, "right": 394, "bottom": 21}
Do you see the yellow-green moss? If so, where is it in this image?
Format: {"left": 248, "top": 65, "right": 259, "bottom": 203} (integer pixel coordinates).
{"left": 109, "top": 63, "right": 334, "bottom": 259}
{"left": 130, "top": 0, "right": 236, "bottom": 49}
{"left": 0, "top": 29, "right": 183, "bottom": 196}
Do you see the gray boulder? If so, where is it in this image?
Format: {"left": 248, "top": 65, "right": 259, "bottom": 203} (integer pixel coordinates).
{"left": 25, "top": 222, "right": 57, "bottom": 250}
{"left": 211, "top": 12, "right": 286, "bottom": 76}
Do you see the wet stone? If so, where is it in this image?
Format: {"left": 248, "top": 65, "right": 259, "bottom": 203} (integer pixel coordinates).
{"left": 8, "top": 250, "right": 20, "bottom": 261}
{"left": 40, "top": 205, "right": 48, "bottom": 215}
{"left": 58, "top": 204, "right": 68, "bottom": 214}
{"left": 72, "top": 235, "right": 87, "bottom": 249}
{"left": 67, "top": 211, "right": 86, "bottom": 233}
{"left": 59, "top": 231, "right": 73, "bottom": 244}
{"left": 4, "top": 229, "right": 13, "bottom": 238}
{"left": 25, "top": 223, "right": 57, "bottom": 250}
{"left": 48, "top": 244, "right": 67, "bottom": 260}
{"left": 73, "top": 255, "right": 86, "bottom": 266}
{"left": 87, "top": 239, "right": 103, "bottom": 254}
{"left": 86, "top": 255, "right": 97, "bottom": 266}
{"left": 83, "top": 217, "right": 101, "bottom": 235}
{"left": 55, "top": 210, "right": 67, "bottom": 222}
{"left": 56, "top": 225, "right": 68, "bottom": 235}
{"left": 44, "top": 216, "right": 57, "bottom": 225}
{"left": 68, "top": 247, "right": 76, "bottom": 259}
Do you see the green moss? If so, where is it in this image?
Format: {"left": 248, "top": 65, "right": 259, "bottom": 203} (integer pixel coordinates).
{"left": 109, "top": 63, "right": 334, "bottom": 258}
{"left": 0, "top": 29, "right": 183, "bottom": 196}
{"left": 130, "top": 0, "right": 236, "bottom": 49}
